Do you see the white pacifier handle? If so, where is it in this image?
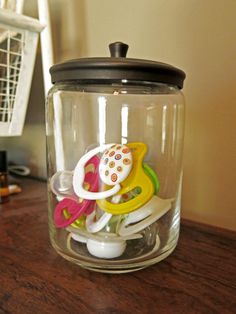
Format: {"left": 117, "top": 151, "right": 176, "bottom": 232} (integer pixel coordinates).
{"left": 85, "top": 194, "right": 121, "bottom": 233}
{"left": 73, "top": 144, "right": 120, "bottom": 200}
{"left": 86, "top": 211, "right": 112, "bottom": 233}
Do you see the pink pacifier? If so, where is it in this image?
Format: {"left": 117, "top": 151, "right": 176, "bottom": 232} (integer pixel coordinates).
{"left": 53, "top": 155, "right": 99, "bottom": 228}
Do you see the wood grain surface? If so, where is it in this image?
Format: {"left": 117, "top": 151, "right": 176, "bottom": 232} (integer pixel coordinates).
{"left": 0, "top": 178, "right": 235, "bottom": 314}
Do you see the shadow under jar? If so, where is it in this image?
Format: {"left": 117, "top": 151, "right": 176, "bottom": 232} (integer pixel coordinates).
{"left": 46, "top": 42, "right": 186, "bottom": 273}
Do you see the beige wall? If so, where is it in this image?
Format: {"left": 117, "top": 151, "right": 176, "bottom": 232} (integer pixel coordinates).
{"left": 0, "top": 0, "right": 235, "bottom": 230}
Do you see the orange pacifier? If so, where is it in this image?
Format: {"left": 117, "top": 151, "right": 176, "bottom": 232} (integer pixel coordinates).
{"left": 96, "top": 142, "right": 154, "bottom": 215}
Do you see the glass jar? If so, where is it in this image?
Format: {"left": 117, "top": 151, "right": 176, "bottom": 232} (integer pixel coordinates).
{"left": 46, "top": 42, "right": 186, "bottom": 273}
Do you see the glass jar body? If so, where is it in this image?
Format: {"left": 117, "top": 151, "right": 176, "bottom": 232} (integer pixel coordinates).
{"left": 46, "top": 81, "right": 185, "bottom": 273}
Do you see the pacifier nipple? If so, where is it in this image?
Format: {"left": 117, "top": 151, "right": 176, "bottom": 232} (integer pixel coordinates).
{"left": 99, "top": 144, "right": 132, "bottom": 186}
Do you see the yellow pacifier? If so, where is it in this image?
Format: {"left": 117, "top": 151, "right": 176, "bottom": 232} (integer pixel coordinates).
{"left": 96, "top": 142, "right": 154, "bottom": 215}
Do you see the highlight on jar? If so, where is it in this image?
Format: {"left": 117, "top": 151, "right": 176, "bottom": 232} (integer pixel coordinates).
{"left": 49, "top": 142, "right": 174, "bottom": 259}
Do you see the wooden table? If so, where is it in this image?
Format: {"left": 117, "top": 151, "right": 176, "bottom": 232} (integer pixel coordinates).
{"left": 0, "top": 178, "right": 235, "bottom": 314}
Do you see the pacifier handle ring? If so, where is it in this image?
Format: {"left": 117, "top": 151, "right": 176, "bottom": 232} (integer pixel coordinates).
{"left": 86, "top": 194, "right": 120, "bottom": 233}
{"left": 73, "top": 144, "right": 120, "bottom": 200}
{"left": 86, "top": 210, "right": 112, "bottom": 233}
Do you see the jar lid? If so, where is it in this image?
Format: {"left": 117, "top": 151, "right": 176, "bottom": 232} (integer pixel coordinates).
{"left": 50, "top": 42, "right": 186, "bottom": 89}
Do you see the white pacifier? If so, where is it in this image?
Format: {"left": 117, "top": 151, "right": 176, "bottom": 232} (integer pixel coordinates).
{"left": 118, "top": 196, "right": 173, "bottom": 236}
{"left": 73, "top": 144, "right": 119, "bottom": 200}
{"left": 73, "top": 144, "right": 133, "bottom": 200}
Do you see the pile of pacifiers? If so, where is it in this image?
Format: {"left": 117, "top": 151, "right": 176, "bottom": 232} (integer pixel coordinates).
{"left": 50, "top": 142, "right": 173, "bottom": 259}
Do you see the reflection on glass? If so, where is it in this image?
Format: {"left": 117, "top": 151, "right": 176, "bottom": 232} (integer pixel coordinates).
{"left": 121, "top": 106, "right": 128, "bottom": 144}
{"left": 161, "top": 105, "right": 167, "bottom": 154}
{"left": 98, "top": 96, "right": 107, "bottom": 145}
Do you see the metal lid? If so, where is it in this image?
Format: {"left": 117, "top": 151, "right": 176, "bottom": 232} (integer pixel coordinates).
{"left": 50, "top": 42, "right": 186, "bottom": 89}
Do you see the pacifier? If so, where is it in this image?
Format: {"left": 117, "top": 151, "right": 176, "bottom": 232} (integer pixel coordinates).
{"left": 117, "top": 196, "right": 173, "bottom": 236}
{"left": 73, "top": 144, "right": 123, "bottom": 200}
{"left": 97, "top": 142, "right": 154, "bottom": 215}
{"left": 52, "top": 155, "right": 100, "bottom": 228}
{"left": 54, "top": 198, "right": 95, "bottom": 228}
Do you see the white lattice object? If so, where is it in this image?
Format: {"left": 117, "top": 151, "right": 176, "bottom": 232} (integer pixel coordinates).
{"left": 0, "top": 8, "right": 44, "bottom": 136}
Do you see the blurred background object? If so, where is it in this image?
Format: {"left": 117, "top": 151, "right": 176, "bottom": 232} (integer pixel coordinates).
{"left": 0, "top": 0, "right": 24, "bottom": 13}
{"left": 0, "top": 1, "right": 44, "bottom": 136}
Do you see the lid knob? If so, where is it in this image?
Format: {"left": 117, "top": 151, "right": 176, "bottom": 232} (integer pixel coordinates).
{"left": 109, "top": 42, "right": 129, "bottom": 58}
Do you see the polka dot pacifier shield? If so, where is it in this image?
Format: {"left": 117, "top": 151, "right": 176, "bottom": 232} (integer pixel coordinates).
{"left": 97, "top": 142, "right": 154, "bottom": 215}
{"left": 99, "top": 144, "right": 133, "bottom": 185}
